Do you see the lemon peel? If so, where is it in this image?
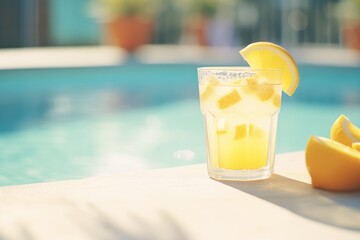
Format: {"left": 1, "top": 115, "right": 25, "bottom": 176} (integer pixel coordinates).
{"left": 352, "top": 142, "right": 360, "bottom": 151}
{"left": 330, "top": 114, "right": 360, "bottom": 146}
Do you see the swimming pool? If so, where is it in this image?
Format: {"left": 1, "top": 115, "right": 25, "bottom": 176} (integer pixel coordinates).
{"left": 0, "top": 64, "right": 359, "bottom": 186}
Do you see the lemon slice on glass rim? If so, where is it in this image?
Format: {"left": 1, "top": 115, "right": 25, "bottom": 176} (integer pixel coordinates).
{"left": 240, "top": 42, "right": 300, "bottom": 96}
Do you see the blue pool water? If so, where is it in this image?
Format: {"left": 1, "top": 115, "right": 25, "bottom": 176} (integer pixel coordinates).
{"left": 0, "top": 64, "right": 360, "bottom": 186}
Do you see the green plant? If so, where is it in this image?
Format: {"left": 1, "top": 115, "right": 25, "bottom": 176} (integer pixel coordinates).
{"left": 192, "top": 0, "right": 217, "bottom": 17}
{"left": 96, "top": 0, "right": 158, "bottom": 19}
{"left": 338, "top": 0, "right": 360, "bottom": 21}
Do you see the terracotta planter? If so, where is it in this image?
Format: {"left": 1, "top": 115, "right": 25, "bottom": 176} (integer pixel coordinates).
{"left": 343, "top": 21, "right": 360, "bottom": 51}
{"left": 106, "top": 16, "right": 154, "bottom": 52}
{"left": 185, "top": 15, "right": 209, "bottom": 46}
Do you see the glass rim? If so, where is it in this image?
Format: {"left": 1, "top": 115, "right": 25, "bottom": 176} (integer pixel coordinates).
{"left": 197, "top": 66, "right": 282, "bottom": 72}
{"left": 197, "top": 66, "right": 282, "bottom": 85}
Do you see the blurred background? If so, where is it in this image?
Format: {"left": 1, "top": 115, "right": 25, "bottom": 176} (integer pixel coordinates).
{"left": 0, "top": 0, "right": 359, "bottom": 51}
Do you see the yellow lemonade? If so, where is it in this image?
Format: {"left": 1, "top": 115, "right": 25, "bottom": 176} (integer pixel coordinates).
{"left": 198, "top": 42, "right": 299, "bottom": 181}
{"left": 198, "top": 67, "right": 282, "bottom": 180}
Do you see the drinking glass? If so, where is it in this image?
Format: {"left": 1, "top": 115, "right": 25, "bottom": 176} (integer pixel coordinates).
{"left": 198, "top": 67, "right": 282, "bottom": 181}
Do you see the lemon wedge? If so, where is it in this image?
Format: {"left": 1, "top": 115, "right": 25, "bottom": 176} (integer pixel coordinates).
{"left": 216, "top": 89, "right": 241, "bottom": 110}
{"left": 330, "top": 114, "right": 360, "bottom": 146}
{"left": 240, "top": 42, "right": 300, "bottom": 96}
{"left": 234, "top": 123, "right": 263, "bottom": 139}
{"left": 306, "top": 136, "right": 360, "bottom": 191}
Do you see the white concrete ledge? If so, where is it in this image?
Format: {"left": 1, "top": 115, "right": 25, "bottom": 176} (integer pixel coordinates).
{"left": 0, "top": 46, "right": 127, "bottom": 69}
{"left": 0, "top": 151, "right": 359, "bottom": 240}
{"left": 1, "top": 45, "right": 360, "bottom": 70}
{"left": 136, "top": 44, "right": 360, "bottom": 67}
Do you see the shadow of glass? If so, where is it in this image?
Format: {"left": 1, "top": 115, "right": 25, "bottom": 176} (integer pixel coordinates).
{"left": 219, "top": 174, "right": 360, "bottom": 231}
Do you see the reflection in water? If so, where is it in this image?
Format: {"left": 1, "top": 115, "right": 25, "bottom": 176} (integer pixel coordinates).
{"left": 0, "top": 96, "right": 204, "bottom": 186}
{"left": 220, "top": 174, "right": 360, "bottom": 231}
{"left": 173, "top": 150, "right": 196, "bottom": 162}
